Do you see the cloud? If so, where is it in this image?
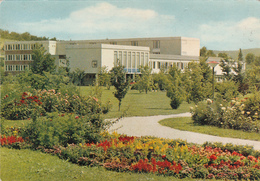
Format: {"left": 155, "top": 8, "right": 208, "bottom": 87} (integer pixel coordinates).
{"left": 19, "top": 2, "right": 175, "bottom": 39}
{"left": 197, "top": 17, "right": 260, "bottom": 50}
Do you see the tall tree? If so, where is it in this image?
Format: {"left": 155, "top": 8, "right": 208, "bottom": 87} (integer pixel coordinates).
{"left": 166, "top": 64, "right": 184, "bottom": 109}
{"left": 31, "top": 44, "right": 56, "bottom": 75}
{"left": 110, "top": 63, "right": 130, "bottom": 111}
{"left": 238, "top": 48, "right": 243, "bottom": 62}
{"left": 219, "top": 58, "right": 232, "bottom": 81}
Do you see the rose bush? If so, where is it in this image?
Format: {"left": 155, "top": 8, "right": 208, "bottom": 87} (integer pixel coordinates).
{"left": 191, "top": 96, "right": 260, "bottom": 132}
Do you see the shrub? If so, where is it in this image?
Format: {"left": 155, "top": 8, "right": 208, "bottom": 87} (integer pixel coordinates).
{"left": 21, "top": 113, "right": 106, "bottom": 149}
{"left": 191, "top": 98, "right": 260, "bottom": 132}
{"left": 1, "top": 92, "right": 45, "bottom": 120}
{"left": 243, "top": 91, "right": 260, "bottom": 120}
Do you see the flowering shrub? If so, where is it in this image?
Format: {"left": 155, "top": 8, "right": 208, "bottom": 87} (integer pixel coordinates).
{"left": 1, "top": 89, "right": 112, "bottom": 120}
{"left": 1, "top": 92, "right": 45, "bottom": 120}
{"left": 191, "top": 97, "right": 260, "bottom": 132}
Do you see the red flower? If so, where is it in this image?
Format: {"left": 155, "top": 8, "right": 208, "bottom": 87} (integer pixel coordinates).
{"left": 75, "top": 116, "right": 79, "bottom": 119}
{"left": 209, "top": 154, "right": 217, "bottom": 161}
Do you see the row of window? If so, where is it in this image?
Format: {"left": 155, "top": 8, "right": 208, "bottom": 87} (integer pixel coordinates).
{"left": 5, "top": 64, "right": 30, "bottom": 71}
{"left": 5, "top": 54, "right": 32, "bottom": 61}
{"left": 5, "top": 44, "right": 39, "bottom": 51}
{"left": 151, "top": 61, "right": 188, "bottom": 70}
{"left": 114, "top": 51, "right": 149, "bottom": 69}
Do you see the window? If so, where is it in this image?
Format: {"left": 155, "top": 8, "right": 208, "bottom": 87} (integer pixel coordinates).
{"left": 128, "top": 52, "right": 131, "bottom": 68}
{"left": 157, "top": 62, "right": 161, "bottom": 69}
{"left": 131, "top": 41, "right": 138, "bottom": 46}
{"left": 141, "top": 52, "right": 144, "bottom": 66}
{"left": 119, "top": 51, "right": 122, "bottom": 65}
{"left": 114, "top": 51, "right": 118, "bottom": 66}
{"left": 153, "top": 40, "right": 160, "bottom": 48}
{"left": 153, "top": 62, "right": 156, "bottom": 69}
{"left": 92, "top": 60, "right": 97, "bottom": 68}
{"left": 123, "top": 51, "right": 127, "bottom": 66}
{"left": 136, "top": 52, "right": 140, "bottom": 68}
{"left": 132, "top": 52, "right": 135, "bottom": 68}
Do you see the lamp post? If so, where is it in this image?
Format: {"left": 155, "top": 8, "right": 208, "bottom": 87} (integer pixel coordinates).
{"left": 208, "top": 61, "right": 219, "bottom": 100}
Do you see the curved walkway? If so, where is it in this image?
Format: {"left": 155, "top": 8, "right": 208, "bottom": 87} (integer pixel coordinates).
{"left": 108, "top": 113, "right": 260, "bottom": 151}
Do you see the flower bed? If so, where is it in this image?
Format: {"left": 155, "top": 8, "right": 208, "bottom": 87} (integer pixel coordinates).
{"left": 1, "top": 129, "right": 260, "bottom": 180}
{"left": 39, "top": 132, "right": 260, "bottom": 180}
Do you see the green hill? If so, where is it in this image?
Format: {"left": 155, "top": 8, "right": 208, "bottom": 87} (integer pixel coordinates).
{"left": 213, "top": 48, "right": 260, "bottom": 59}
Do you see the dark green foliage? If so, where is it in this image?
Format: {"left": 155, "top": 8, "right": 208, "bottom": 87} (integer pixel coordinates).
{"left": 200, "top": 46, "right": 216, "bottom": 57}
{"left": 70, "top": 68, "right": 86, "bottom": 86}
{"left": 110, "top": 64, "right": 130, "bottom": 111}
{"left": 238, "top": 48, "right": 243, "bottom": 62}
{"left": 21, "top": 113, "right": 105, "bottom": 149}
{"left": 30, "top": 45, "right": 56, "bottom": 75}
{"left": 166, "top": 64, "right": 183, "bottom": 109}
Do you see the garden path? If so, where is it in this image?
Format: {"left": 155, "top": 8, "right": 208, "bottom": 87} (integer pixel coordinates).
{"left": 108, "top": 113, "right": 260, "bottom": 150}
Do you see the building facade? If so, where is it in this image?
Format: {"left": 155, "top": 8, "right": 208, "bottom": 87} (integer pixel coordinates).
{"left": 4, "top": 37, "right": 201, "bottom": 83}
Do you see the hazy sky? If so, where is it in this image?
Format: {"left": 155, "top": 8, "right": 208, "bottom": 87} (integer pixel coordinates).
{"left": 0, "top": 0, "right": 259, "bottom": 50}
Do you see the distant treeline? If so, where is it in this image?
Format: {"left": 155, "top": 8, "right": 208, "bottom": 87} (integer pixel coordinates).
{"left": 0, "top": 29, "right": 57, "bottom": 41}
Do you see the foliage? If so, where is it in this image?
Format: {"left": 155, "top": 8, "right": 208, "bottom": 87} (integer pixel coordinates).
{"left": 110, "top": 64, "right": 130, "bottom": 111}
{"left": 246, "top": 53, "right": 256, "bottom": 65}
{"left": 152, "top": 71, "right": 169, "bottom": 91}
{"left": 70, "top": 68, "right": 86, "bottom": 86}
{"left": 1, "top": 87, "right": 112, "bottom": 120}
{"left": 98, "top": 66, "right": 112, "bottom": 90}
{"left": 30, "top": 44, "right": 56, "bottom": 75}
{"left": 182, "top": 60, "right": 212, "bottom": 104}
{"left": 0, "top": 29, "right": 54, "bottom": 41}
{"left": 200, "top": 46, "right": 216, "bottom": 57}
{"left": 21, "top": 113, "right": 106, "bottom": 149}
{"left": 1, "top": 92, "right": 45, "bottom": 120}
{"left": 238, "top": 48, "right": 243, "bottom": 62}
{"left": 215, "top": 80, "right": 239, "bottom": 102}
{"left": 243, "top": 91, "right": 260, "bottom": 120}
{"left": 166, "top": 64, "right": 183, "bottom": 109}
{"left": 31, "top": 133, "right": 260, "bottom": 180}
{"left": 219, "top": 58, "right": 232, "bottom": 81}
{"left": 134, "top": 66, "right": 153, "bottom": 94}
{"left": 191, "top": 97, "right": 260, "bottom": 132}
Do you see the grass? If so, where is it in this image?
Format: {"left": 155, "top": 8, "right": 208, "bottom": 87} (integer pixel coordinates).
{"left": 1, "top": 147, "right": 209, "bottom": 181}
{"left": 80, "top": 86, "right": 193, "bottom": 119}
{"left": 159, "top": 117, "right": 260, "bottom": 141}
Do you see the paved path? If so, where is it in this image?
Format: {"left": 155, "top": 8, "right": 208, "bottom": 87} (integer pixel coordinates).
{"left": 108, "top": 113, "right": 260, "bottom": 151}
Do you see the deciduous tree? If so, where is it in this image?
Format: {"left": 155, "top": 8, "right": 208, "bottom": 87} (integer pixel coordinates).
{"left": 110, "top": 63, "right": 130, "bottom": 111}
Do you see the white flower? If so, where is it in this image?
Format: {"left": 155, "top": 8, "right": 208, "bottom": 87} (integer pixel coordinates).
{"left": 221, "top": 107, "right": 226, "bottom": 111}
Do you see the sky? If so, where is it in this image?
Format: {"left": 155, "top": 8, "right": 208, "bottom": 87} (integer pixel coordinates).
{"left": 0, "top": 0, "right": 259, "bottom": 50}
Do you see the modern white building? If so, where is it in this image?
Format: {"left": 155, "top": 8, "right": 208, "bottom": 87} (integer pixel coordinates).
{"left": 4, "top": 36, "right": 202, "bottom": 84}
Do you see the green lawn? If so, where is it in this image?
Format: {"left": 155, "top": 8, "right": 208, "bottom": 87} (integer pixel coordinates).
{"left": 159, "top": 117, "right": 260, "bottom": 141}
{"left": 80, "top": 86, "right": 193, "bottom": 119}
{"left": 1, "top": 147, "right": 207, "bottom": 181}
